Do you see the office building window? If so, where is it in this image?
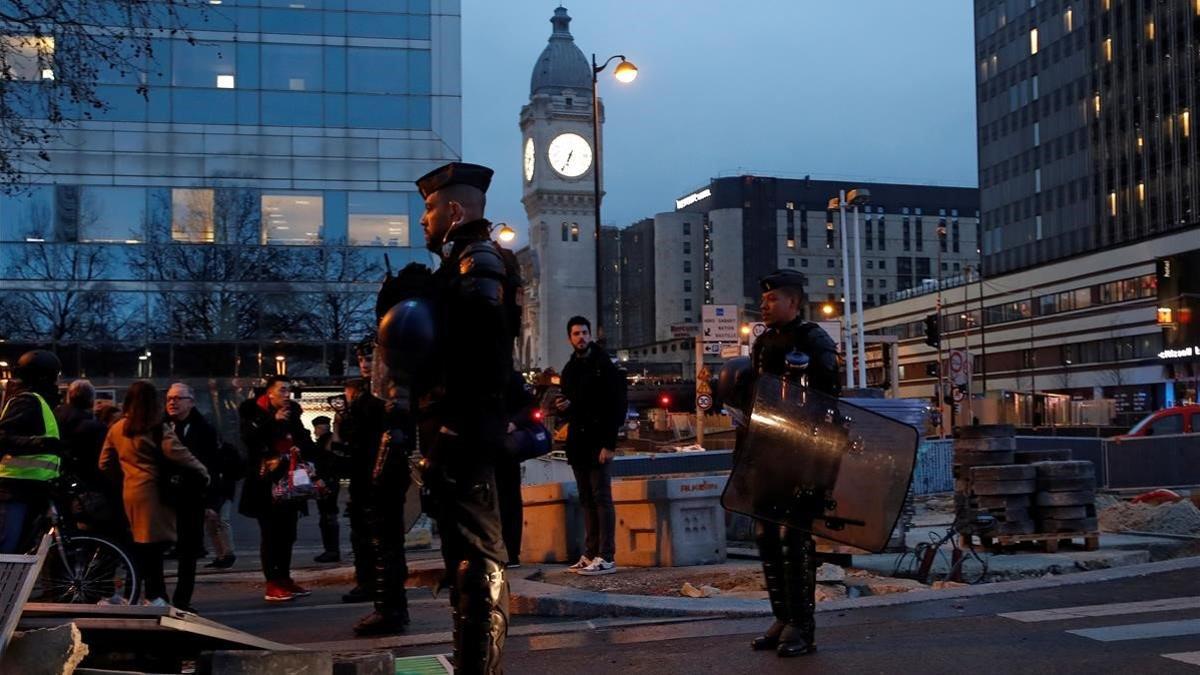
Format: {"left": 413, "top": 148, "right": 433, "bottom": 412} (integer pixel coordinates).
{"left": 0, "top": 187, "right": 55, "bottom": 241}
{"left": 683, "top": 221, "right": 691, "bottom": 235}
{"left": 348, "top": 192, "right": 409, "bottom": 246}
{"left": 172, "top": 41, "right": 235, "bottom": 88}
{"left": 684, "top": 298, "right": 692, "bottom": 312}
{"left": 684, "top": 260, "right": 691, "bottom": 273}
{"left": 787, "top": 258, "right": 795, "bottom": 268}
{"left": 800, "top": 258, "right": 808, "bottom": 267}
{"left": 827, "top": 258, "right": 835, "bottom": 268}
{"left": 262, "top": 193, "right": 323, "bottom": 244}
{"left": 683, "top": 241, "right": 691, "bottom": 254}
{"left": 826, "top": 277, "right": 835, "bottom": 287}
{"left": 879, "top": 260, "right": 887, "bottom": 270}
{"left": 561, "top": 223, "right": 569, "bottom": 241}
{"left": 915, "top": 218, "right": 924, "bottom": 251}
{"left": 684, "top": 279, "right": 692, "bottom": 292}
{"left": 865, "top": 221, "right": 873, "bottom": 250}
{"left": 78, "top": 187, "right": 147, "bottom": 243}
{"left": 262, "top": 44, "right": 323, "bottom": 91}
{"left": 825, "top": 219, "right": 835, "bottom": 248}
{"left": 878, "top": 217, "right": 886, "bottom": 250}
{"left": 1, "top": 36, "right": 55, "bottom": 81}
{"left": 952, "top": 221, "right": 961, "bottom": 252}
{"left": 171, "top": 188, "right": 215, "bottom": 243}
{"left": 902, "top": 219, "right": 911, "bottom": 251}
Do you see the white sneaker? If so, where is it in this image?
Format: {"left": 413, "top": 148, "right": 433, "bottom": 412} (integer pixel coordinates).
{"left": 576, "top": 558, "right": 616, "bottom": 576}
{"left": 566, "top": 556, "right": 593, "bottom": 573}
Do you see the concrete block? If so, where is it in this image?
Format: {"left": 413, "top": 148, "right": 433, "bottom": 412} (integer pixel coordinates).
{"left": 197, "top": 650, "right": 332, "bottom": 675}
{"left": 1, "top": 623, "right": 88, "bottom": 675}
{"left": 521, "top": 481, "right": 583, "bottom": 564}
{"left": 333, "top": 652, "right": 394, "bottom": 675}
{"left": 611, "top": 474, "right": 727, "bottom": 567}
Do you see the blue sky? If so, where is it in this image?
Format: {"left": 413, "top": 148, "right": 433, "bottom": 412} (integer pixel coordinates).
{"left": 461, "top": 1, "right": 979, "bottom": 247}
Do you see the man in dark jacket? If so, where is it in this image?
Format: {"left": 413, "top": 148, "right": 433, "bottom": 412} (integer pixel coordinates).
{"left": 377, "top": 162, "right": 514, "bottom": 673}
{"left": 310, "top": 415, "right": 342, "bottom": 563}
{"left": 237, "top": 375, "right": 314, "bottom": 603}
{"left": 336, "top": 377, "right": 388, "bottom": 603}
{"left": 555, "top": 315, "right": 627, "bottom": 576}
{"left": 0, "top": 350, "right": 63, "bottom": 553}
{"left": 53, "top": 379, "right": 107, "bottom": 489}
{"left": 744, "top": 269, "right": 839, "bottom": 658}
{"left": 165, "top": 382, "right": 222, "bottom": 611}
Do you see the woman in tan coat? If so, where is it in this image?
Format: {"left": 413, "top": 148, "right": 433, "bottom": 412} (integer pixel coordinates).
{"left": 100, "top": 381, "right": 209, "bottom": 605}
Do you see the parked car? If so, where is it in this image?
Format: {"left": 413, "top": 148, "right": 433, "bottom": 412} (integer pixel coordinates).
{"left": 1115, "top": 405, "right": 1200, "bottom": 439}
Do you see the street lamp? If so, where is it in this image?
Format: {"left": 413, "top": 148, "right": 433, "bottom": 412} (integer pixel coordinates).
{"left": 495, "top": 223, "right": 516, "bottom": 244}
{"left": 591, "top": 53, "right": 638, "bottom": 342}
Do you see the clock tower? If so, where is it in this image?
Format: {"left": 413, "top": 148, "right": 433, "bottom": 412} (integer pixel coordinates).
{"left": 519, "top": 6, "right": 603, "bottom": 371}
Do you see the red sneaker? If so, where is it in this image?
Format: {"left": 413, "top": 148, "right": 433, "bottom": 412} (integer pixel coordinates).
{"left": 264, "top": 581, "right": 295, "bottom": 602}
{"left": 282, "top": 578, "right": 311, "bottom": 597}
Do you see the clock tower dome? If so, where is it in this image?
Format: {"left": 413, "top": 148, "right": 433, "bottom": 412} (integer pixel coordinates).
{"left": 519, "top": 6, "right": 603, "bottom": 371}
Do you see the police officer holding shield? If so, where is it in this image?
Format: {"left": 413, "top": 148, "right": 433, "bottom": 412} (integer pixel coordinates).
{"left": 738, "top": 270, "right": 839, "bottom": 658}
{"left": 377, "top": 162, "right": 514, "bottom": 674}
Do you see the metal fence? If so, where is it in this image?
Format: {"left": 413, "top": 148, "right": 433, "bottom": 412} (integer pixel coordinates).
{"left": 1015, "top": 434, "right": 1200, "bottom": 490}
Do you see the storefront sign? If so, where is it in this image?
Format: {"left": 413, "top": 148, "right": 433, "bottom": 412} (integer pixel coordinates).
{"left": 1159, "top": 346, "right": 1199, "bottom": 360}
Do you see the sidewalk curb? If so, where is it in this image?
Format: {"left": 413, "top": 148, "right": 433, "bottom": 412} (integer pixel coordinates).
{"left": 193, "top": 558, "right": 445, "bottom": 588}
{"left": 509, "top": 556, "right": 1200, "bottom": 619}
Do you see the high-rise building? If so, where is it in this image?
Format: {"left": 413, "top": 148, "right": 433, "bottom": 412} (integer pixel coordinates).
{"left": 612, "top": 175, "right": 980, "bottom": 349}
{"left": 975, "top": 0, "right": 1199, "bottom": 276}
{"left": 0, "top": 2, "right": 460, "bottom": 381}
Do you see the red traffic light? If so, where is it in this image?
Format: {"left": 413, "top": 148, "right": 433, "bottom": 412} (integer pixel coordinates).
{"left": 533, "top": 409, "right": 544, "bottom": 421}
{"left": 659, "top": 394, "right": 671, "bottom": 407}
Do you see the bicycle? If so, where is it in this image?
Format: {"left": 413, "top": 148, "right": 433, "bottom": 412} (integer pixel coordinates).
{"left": 26, "top": 480, "right": 139, "bottom": 605}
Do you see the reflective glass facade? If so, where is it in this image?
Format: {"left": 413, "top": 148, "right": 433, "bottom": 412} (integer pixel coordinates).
{"left": 0, "top": 0, "right": 461, "bottom": 380}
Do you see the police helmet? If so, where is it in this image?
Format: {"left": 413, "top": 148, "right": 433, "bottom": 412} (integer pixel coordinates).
{"left": 378, "top": 298, "right": 435, "bottom": 371}
{"left": 14, "top": 350, "right": 61, "bottom": 385}
{"left": 715, "top": 356, "right": 754, "bottom": 414}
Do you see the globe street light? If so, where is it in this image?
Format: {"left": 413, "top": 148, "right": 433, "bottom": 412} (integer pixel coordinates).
{"left": 592, "top": 53, "right": 637, "bottom": 342}
{"left": 495, "top": 223, "right": 516, "bottom": 244}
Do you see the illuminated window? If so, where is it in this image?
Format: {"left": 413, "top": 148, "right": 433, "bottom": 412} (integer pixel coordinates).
{"left": 1137, "top": 182, "right": 1146, "bottom": 203}
{"left": 1, "top": 36, "right": 55, "bottom": 81}
{"left": 1108, "top": 192, "right": 1117, "bottom": 217}
{"left": 1182, "top": 110, "right": 1191, "bottom": 138}
{"left": 262, "top": 193, "right": 323, "bottom": 244}
{"left": 348, "top": 192, "right": 409, "bottom": 246}
{"left": 1094, "top": 94, "right": 1102, "bottom": 117}
{"left": 1064, "top": 7, "right": 1073, "bottom": 32}
{"left": 1103, "top": 37, "right": 1112, "bottom": 62}
{"left": 171, "top": 188, "right": 215, "bottom": 243}
{"left": 216, "top": 74, "right": 236, "bottom": 89}
{"left": 1029, "top": 28, "right": 1039, "bottom": 55}
{"left": 826, "top": 278, "right": 835, "bottom": 288}
{"left": 1146, "top": 21, "right": 1155, "bottom": 41}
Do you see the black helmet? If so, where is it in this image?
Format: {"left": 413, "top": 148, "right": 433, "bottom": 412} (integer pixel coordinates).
{"left": 715, "top": 356, "right": 754, "bottom": 415}
{"left": 378, "top": 298, "right": 435, "bottom": 371}
{"left": 14, "top": 350, "right": 61, "bottom": 385}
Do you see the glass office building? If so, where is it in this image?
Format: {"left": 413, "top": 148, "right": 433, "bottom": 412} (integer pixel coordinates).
{"left": 0, "top": 0, "right": 461, "bottom": 381}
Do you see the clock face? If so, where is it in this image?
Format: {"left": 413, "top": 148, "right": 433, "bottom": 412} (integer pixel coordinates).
{"left": 547, "top": 133, "right": 593, "bottom": 178}
{"left": 523, "top": 137, "right": 535, "bottom": 182}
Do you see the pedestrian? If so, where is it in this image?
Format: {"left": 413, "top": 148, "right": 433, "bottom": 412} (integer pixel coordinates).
{"left": 54, "top": 379, "right": 119, "bottom": 534}
{"left": 0, "top": 351, "right": 64, "bottom": 554}
{"left": 742, "top": 269, "right": 839, "bottom": 658}
{"left": 377, "top": 161, "right": 518, "bottom": 673}
{"left": 163, "top": 382, "right": 223, "bottom": 611}
{"left": 556, "top": 315, "right": 627, "bottom": 576}
{"left": 310, "top": 415, "right": 342, "bottom": 563}
{"left": 202, "top": 439, "right": 240, "bottom": 570}
{"left": 336, "top": 377, "right": 388, "bottom": 603}
{"left": 99, "top": 381, "right": 210, "bottom": 606}
{"left": 237, "top": 376, "right": 314, "bottom": 602}
{"left": 352, "top": 382, "right": 413, "bottom": 636}
{"left": 95, "top": 400, "right": 122, "bottom": 428}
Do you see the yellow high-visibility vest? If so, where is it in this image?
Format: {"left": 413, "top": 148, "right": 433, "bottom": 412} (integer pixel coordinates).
{"left": 0, "top": 392, "right": 61, "bottom": 482}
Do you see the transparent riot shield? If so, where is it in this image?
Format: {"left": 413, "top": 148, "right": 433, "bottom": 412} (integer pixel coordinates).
{"left": 721, "top": 374, "right": 919, "bottom": 552}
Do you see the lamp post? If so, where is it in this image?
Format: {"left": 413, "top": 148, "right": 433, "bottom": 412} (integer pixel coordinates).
{"left": 591, "top": 53, "right": 637, "bottom": 342}
{"left": 847, "top": 188, "right": 871, "bottom": 389}
{"left": 495, "top": 223, "right": 516, "bottom": 244}
{"left": 830, "top": 194, "right": 855, "bottom": 390}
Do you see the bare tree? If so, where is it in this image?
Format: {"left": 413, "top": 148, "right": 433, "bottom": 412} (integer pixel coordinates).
{"left": 0, "top": 242, "right": 119, "bottom": 342}
{"left": 0, "top": 1, "right": 209, "bottom": 190}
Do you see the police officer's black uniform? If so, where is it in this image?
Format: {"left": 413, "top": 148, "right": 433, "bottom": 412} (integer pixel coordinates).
{"left": 378, "top": 162, "right": 514, "bottom": 674}
{"left": 746, "top": 270, "right": 840, "bottom": 657}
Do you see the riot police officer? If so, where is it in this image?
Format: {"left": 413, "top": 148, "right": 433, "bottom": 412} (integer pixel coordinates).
{"left": 378, "top": 162, "right": 514, "bottom": 674}
{"left": 744, "top": 270, "right": 839, "bottom": 658}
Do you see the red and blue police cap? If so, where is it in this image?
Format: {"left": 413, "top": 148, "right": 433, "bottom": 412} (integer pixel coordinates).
{"left": 415, "top": 162, "right": 494, "bottom": 199}
{"left": 759, "top": 269, "right": 807, "bottom": 292}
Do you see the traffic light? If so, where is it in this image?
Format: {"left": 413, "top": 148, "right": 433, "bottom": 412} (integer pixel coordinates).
{"left": 659, "top": 393, "right": 672, "bottom": 409}
{"left": 925, "top": 362, "right": 939, "bottom": 378}
{"left": 924, "top": 313, "right": 941, "bottom": 348}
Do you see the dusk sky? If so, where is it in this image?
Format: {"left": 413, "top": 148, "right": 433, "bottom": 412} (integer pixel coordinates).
{"left": 462, "top": 1, "right": 980, "bottom": 248}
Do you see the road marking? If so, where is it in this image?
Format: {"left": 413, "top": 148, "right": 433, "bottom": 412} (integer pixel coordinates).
{"left": 1067, "top": 619, "right": 1200, "bottom": 642}
{"left": 999, "top": 596, "right": 1200, "bottom": 623}
{"left": 1163, "top": 651, "right": 1200, "bottom": 666}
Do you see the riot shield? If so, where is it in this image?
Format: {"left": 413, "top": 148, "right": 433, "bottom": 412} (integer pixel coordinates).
{"left": 721, "top": 374, "right": 919, "bottom": 552}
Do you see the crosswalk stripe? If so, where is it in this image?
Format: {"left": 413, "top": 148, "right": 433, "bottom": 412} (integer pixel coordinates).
{"left": 999, "top": 596, "right": 1200, "bottom": 623}
{"left": 1067, "top": 619, "right": 1200, "bottom": 642}
{"left": 1163, "top": 651, "right": 1200, "bottom": 666}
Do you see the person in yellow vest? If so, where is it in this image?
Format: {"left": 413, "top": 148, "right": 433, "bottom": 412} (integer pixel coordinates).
{"left": 0, "top": 350, "right": 63, "bottom": 553}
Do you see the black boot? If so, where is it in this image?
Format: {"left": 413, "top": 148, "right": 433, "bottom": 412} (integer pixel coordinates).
{"left": 751, "top": 521, "right": 789, "bottom": 651}
{"left": 342, "top": 586, "right": 370, "bottom": 603}
{"left": 353, "top": 604, "right": 410, "bottom": 636}
{"left": 453, "top": 558, "right": 509, "bottom": 675}
{"left": 777, "top": 531, "right": 817, "bottom": 658}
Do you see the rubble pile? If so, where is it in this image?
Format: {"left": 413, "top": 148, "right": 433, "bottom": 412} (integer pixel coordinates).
{"left": 1097, "top": 494, "right": 1200, "bottom": 536}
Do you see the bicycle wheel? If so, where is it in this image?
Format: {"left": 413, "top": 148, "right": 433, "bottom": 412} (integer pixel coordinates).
{"left": 32, "top": 535, "right": 139, "bottom": 605}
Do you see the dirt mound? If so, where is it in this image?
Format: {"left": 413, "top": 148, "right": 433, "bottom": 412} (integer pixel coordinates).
{"left": 1099, "top": 497, "right": 1200, "bottom": 536}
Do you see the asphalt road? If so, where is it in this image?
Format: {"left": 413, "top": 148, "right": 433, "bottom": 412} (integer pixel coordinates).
{"left": 490, "top": 568, "right": 1200, "bottom": 674}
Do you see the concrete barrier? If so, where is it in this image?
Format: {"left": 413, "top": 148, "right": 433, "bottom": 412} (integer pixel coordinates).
{"left": 520, "top": 482, "right": 583, "bottom": 564}
{"left": 611, "top": 474, "right": 728, "bottom": 567}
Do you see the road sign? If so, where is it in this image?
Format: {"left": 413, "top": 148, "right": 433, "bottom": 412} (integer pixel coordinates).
{"left": 953, "top": 387, "right": 965, "bottom": 402}
{"left": 949, "top": 349, "right": 970, "bottom": 387}
{"left": 702, "top": 305, "right": 739, "bottom": 343}
{"left": 720, "top": 344, "right": 742, "bottom": 359}
{"left": 702, "top": 342, "right": 721, "bottom": 355}
{"left": 696, "top": 394, "right": 713, "bottom": 411}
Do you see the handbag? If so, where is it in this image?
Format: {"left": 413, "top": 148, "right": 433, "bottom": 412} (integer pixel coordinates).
{"left": 155, "top": 424, "right": 206, "bottom": 508}
{"left": 270, "top": 447, "right": 329, "bottom": 503}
